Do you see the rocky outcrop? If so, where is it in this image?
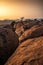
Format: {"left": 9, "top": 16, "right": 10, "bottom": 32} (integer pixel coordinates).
{"left": 16, "top": 26, "right": 24, "bottom": 37}
{"left": 19, "top": 25, "right": 43, "bottom": 43}
{"left": 5, "top": 22, "right": 43, "bottom": 65}
{"left": 0, "top": 19, "right": 43, "bottom": 65}
{"left": 15, "top": 19, "right": 43, "bottom": 37}
{"left": 0, "top": 26, "right": 19, "bottom": 65}
{"left": 5, "top": 36, "right": 43, "bottom": 65}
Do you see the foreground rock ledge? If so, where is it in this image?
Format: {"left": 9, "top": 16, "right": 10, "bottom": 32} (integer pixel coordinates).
{"left": 5, "top": 36, "right": 43, "bottom": 65}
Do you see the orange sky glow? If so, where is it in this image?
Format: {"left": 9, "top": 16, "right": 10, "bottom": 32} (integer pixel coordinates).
{"left": 0, "top": 0, "right": 43, "bottom": 20}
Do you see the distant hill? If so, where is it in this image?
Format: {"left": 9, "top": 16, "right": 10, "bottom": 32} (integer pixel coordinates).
{"left": 0, "top": 20, "right": 13, "bottom": 25}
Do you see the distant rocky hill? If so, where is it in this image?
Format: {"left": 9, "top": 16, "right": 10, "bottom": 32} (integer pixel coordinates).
{"left": 5, "top": 19, "right": 43, "bottom": 65}
{"left": 0, "top": 20, "right": 12, "bottom": 25}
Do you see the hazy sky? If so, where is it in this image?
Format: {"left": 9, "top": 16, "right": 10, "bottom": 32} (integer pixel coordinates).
{"left": 0, "top": 0, "right": 43, "bottom": 20}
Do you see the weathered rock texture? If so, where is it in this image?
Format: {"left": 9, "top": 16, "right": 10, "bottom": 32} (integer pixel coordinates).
{"left": 0, "top": 19, "right": 43, "bottom": 65}
{"left": 5, "top": 36, "right": 43, "bottom": 65}
{"left": 5, "top": 22, "right": 43, "bottom": 65}
{"left": 19, "top": 25, "right": 43, "bottom": 43}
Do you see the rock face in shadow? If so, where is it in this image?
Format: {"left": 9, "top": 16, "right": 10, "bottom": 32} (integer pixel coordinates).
{"left": 5, "top": 36, "right": 43, "bottom": 65}
{"left": 0, "top": 26, "right": 19, "bottom": 65}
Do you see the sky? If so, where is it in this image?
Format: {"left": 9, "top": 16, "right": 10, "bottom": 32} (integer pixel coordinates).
{"left": 0, "top": 0, "right": 43, "bottom": 20}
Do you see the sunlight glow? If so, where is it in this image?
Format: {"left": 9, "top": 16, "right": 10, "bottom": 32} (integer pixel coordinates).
{"left": 0, "top": 5, "right": 9, "bottom": 16}
{"left": 0, "top": 1, "right": 43, "bottom": 20}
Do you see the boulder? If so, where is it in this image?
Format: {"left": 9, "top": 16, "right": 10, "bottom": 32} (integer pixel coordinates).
{"left": 0, "top": 26, "right": 19, "bottom": 65}
{"left": 19, "top": 25, "right": 43, "bottom": 43}
{"left": 5, "top": 36, "right": 43, "bottom": 65}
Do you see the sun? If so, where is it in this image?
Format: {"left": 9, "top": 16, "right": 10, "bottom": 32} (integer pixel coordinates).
{"left": 0, "top": 5, "right": 9, "bottom": 16}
